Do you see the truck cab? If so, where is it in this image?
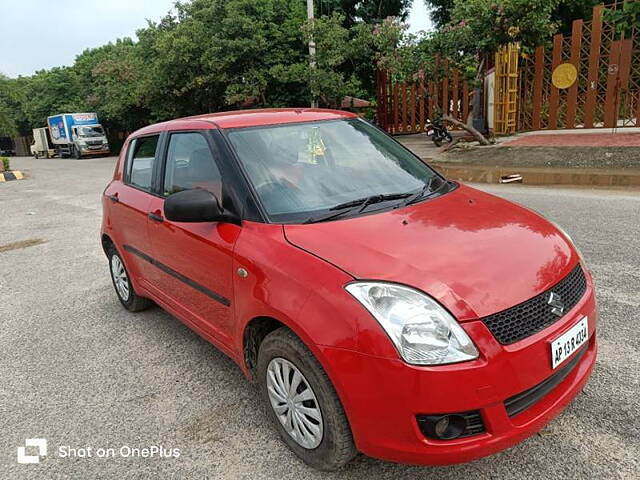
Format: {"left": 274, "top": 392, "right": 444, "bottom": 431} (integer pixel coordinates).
{"left": 71, "top": 124, "right": 110, "bottom": 158}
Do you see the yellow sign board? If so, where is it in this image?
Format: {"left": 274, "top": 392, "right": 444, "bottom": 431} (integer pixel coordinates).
{"left": 552, "top": 63, "right": 578, "bottom": 89}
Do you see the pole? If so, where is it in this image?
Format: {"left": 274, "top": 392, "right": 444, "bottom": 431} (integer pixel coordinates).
{"left": 307, "top": 0, "right": 318, "bottom": 108}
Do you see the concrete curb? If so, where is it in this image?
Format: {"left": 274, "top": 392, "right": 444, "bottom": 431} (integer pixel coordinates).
{"left": 0, "top": 171, "right": 25, "bottom": 182}
{"left": 430, "top": 163, "right": 640, "bottom": 187}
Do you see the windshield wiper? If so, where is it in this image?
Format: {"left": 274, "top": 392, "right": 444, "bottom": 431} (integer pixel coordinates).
{"left": 403, "top": 176, "right": 448, "bottom": 207}
{"left": 331, "top": 193, "right": 413, "bottom": 212}
{"left": 304, "top": 192, "right": 412, "bottom": 224}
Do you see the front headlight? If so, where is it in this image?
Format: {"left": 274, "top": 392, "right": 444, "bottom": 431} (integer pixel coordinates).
{"left": 345, "top": 282, "right": 478, "bottom": 365}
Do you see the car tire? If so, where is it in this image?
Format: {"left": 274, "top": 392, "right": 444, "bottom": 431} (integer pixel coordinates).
{"left": 74, "top": 146, "right": 82, "bottom": 159}
{"left": 107, "top": 245, "right": 151, "bottom": 312}
{"left": 257, "top": 327, "right": 357, "bottom": 471}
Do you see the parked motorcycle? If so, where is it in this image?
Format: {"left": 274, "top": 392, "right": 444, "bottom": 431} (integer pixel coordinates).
{"left": 426, "top": 121, "right": 453, "bottom": 147}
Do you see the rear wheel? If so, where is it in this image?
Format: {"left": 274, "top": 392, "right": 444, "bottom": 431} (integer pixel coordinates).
{"left": 107, "top": 246, "right": 151, "bottom": 312}
{"left": 257, "top": 328, "right": 357, "bottom": 471}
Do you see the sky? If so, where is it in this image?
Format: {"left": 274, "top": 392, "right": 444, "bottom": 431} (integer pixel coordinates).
{"left": 0, "top": 0, "right": 433, "bottom": 78}
{"left": 407, "top": 0, "right": 433, "bottom": 35}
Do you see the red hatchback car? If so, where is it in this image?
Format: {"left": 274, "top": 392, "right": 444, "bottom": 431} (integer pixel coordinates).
{"left": 101, "top": 108, "right": 597, "bottom": 470}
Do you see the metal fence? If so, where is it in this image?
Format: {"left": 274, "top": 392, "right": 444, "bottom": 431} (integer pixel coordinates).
{"left": 519, "top": 4, "right": 639, "bottom": 131}
{"left": 376, "top": 59, "right": 472, "bottom": 134}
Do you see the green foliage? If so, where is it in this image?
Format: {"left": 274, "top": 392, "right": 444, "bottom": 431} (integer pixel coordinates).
{"left": 427, "top": 0, "right": 602, "bottom": 36}
{"left": 604, "top": 1, "right": 640, "bottom": 37}
{"left": 1, "top": 156, "right": 10, "bottom": 172}
{"left": 74, "top": 38, "right": 149, "bottom": 132}
{"left": 0, "top": 74, "right": 22, "bottom": 136}
{"left": 318, "top": 0, "right": 411, "bottom": 26}
{"left": 383, "top": 0, "right": 585, "bottom": 81}
{"left": 554, "top": 0, "right": 601, "bottom": 35}
{"left": 0, "top": 0, "right": 410, "bottom": 138}
{"left": 302, "top": 13, "right": 374, "bottom": 106}
{"left": 448, "top": 0, "right": 562, "bottom": 54}
{"left": 0, "top": 0, "right": 594, "bottom": 139}
{"left": 0, "top": 103, "right": 17, "bottom": 137}
{"left": 424, "top": 0, "right": 455, "bottom": 29}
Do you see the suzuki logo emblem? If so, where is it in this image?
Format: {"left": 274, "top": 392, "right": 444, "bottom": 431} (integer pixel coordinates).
{"left": 547, "top": 292, "right": 565, "bottom": 316}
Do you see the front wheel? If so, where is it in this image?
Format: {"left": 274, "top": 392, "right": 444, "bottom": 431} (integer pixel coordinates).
{"left": 108, "top": 246, "right": 151, "bottom": 312}
{"left": 74, "top": 146, "right": 82, "bottom": 159}
{"left": 257, "top": 328, "right": 357, "bottom": 471}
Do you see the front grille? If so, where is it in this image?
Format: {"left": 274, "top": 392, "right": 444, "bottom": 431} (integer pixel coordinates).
{"left": 505, "top": 346, "right": 587, "bottom": 417}
{"left": 481, "top": 264, "right": 587, "bottom": 345}
{"left": 416, "top": 410, "right": 485, "bottom": 439}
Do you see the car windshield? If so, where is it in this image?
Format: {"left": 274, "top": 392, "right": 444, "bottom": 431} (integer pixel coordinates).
{"left": 227, "top": 118, "right": 444, "bottom": 223}
{"left": 78, "top": 126, "right": 104, "bottom": 137}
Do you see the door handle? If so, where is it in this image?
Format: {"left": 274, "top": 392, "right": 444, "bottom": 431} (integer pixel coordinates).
{"left": 148, "top": 212, "right": 164, "bottom": 222}
{"left": 107, "top": 193, "right": 119, "bottom": 203}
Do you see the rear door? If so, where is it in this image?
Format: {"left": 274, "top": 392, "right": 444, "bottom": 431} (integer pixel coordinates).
{"left": 146, "top": 131, "right": 240, "bottom": 348}
{"left": 106, "top": 134, "right": 161, "bottom": 285}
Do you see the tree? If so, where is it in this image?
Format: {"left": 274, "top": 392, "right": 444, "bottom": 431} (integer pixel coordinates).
{"left": 301, "top": 13, "right": 374, "bottom": 106}
{"left": 74, "top": 39, "right": 149, "bottom": 132}
{"left": 424, "top": 0, "right": 455, "bottom": 29}
{"left": 318, "top": 0, "right": 412, "bottom": 26}
{"left": 0, "top": 75, "right": 19, "bottom": 136}
{"left": 20, "top": 68, "right": 84, "bottom": 129}
{"left": 133, "top": 0, "right": 310, "bottom": 118}
{"left": 427, "top": 0, "right": 606, "bottom": 38}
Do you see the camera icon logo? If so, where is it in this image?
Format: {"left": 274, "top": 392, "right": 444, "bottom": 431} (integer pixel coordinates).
{"left": 17, "top": 438, "right": 47, "bottom": 464}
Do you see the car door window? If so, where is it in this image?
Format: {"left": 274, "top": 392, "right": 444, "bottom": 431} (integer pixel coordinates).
{"left": 127, "top": 135, "right": 159, "bottom": 192}
{"left": 163, "top": 132, "right": 222, "bottom": 199}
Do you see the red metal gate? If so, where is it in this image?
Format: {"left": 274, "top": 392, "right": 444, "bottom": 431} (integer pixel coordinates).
{"left": 376, "top": 60, "right": 472, "bottom": 134}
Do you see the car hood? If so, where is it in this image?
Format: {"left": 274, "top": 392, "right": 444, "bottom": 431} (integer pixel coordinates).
{"left": 284, "top": 184, "right": 579, "bottom": 321}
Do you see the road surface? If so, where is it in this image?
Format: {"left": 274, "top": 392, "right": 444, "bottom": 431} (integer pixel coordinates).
{"left": 1, "top": 156, "right": 638, "bottom": 479}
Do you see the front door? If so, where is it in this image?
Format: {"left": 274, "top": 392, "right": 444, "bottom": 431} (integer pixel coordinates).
{"left": 146, "top": 131, "right": 240, "bottom": 348}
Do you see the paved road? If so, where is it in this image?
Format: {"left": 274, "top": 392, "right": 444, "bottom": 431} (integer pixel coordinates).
{"left": 1, "top": 156, "right": 639, "bottom": 479}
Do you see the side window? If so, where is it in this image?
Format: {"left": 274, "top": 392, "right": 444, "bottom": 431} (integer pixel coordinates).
{"left": 127, "top": 135, "right": 159, "bottom": 192}
{"left": 163, "top": 132, "right": 222, "bottom": 199}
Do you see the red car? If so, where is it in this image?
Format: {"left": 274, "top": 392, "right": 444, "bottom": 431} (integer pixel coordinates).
{"left": 101, "top": 109, "right": 597, "bottom": 470}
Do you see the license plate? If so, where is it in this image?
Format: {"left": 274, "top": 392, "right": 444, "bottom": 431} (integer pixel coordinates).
{"left": 551, "top": 316, "right": 588, "bottom": 369}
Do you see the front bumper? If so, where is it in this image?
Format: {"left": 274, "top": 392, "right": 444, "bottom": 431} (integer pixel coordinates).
{"left": 80, "top": 147, "right": 110, "bottom": 155}
{"left": 319, "top": 283, "right": 597, "bottom": 465}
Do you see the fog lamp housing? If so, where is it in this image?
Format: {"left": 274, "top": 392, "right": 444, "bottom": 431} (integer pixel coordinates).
{"left": 416, "top": 411, "right": 486, "bottom": 440}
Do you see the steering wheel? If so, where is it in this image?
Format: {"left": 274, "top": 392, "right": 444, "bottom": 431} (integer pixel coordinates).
{"left": 254, "top": 180, "right": 305, "bottom": 211}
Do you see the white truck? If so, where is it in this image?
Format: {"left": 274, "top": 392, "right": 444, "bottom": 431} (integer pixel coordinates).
{"left": 30, "top": 127, "right": 55, "bottom": 158}
{"left": 46, "top": 112, "right": 110, "bottom": 158}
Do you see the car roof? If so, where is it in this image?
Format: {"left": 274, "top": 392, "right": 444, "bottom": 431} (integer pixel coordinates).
{"left": 131, "top": 108, "right": 358, "bottom": 136}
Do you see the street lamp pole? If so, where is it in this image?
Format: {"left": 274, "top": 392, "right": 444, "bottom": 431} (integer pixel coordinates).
{"left": 307, "top": 0, "right": 318, "bottom": 108}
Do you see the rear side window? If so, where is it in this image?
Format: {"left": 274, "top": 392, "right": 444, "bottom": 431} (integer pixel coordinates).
{"left": 126, "top": 135, "right": 159, "bottom": 192}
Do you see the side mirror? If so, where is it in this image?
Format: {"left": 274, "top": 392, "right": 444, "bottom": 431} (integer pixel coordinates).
{"left": 164, "top": 189, "right": 225, "bottom": 223}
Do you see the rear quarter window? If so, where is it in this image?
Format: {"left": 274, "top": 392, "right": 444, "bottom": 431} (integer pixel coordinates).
{"left": 125, "top": 135, "right": 159, "bottom": 192}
